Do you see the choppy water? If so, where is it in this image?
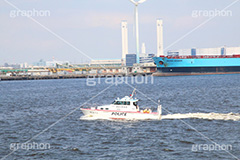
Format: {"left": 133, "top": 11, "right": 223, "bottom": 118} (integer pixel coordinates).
{"left": 0, "top": 74, "right": 240, "bottom": 160}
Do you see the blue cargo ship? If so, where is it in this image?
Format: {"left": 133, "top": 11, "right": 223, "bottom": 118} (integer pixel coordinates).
{"left": 152, "top": 55, "right": 240, "bottom": 73}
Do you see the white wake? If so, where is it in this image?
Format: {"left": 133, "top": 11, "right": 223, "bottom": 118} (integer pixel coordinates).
{"left": 80, "top": 113, "right": 240, "bottom": 121}
{"left": 161, "top": 112, "right": 240, "bottom": 121}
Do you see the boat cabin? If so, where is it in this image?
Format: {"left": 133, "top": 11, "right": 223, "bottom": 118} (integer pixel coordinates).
{"left": 96, "top": 96, "right": 139, "bottom": 112}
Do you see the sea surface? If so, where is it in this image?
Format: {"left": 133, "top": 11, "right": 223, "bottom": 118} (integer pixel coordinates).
{"left": 0, "top": 74, "right": 240, "bottom": 160}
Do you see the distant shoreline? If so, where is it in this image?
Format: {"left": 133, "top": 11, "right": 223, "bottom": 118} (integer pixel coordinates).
{"left": 1, "top": 72, "right": 240, "bottom": 81}
{"left": 0, "top": 73, "right": 148, "bottom": 81}
{"left": 0, "top": 74, "right": 87, "bottom": 81}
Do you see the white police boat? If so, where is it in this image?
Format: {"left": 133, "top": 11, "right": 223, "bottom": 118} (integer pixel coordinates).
{"left": 80, "top": 89, "right": 162, "bottom": 120}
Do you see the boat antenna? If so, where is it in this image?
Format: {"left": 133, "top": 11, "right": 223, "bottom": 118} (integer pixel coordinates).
{"left": 130, "top": 88, "right": 136, "bottom": 98}
{"left": 158, "top": 99, "right": 162, "bottom": 120}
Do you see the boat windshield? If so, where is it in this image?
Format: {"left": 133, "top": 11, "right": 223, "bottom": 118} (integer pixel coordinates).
{"left": 113, "top": 101, "right": 130, "bottom": 105}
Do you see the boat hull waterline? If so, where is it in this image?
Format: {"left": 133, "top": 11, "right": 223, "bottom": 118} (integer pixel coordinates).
{"left": 81, "top": 108, "right": 161, "bottom": 120}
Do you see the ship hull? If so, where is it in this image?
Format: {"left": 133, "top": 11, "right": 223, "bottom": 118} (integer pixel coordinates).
{"left": 158, "top": 66, "right": 240, "bottom": 73}
{"left": 153, "top": 56, "right": 240, "bottom": 73}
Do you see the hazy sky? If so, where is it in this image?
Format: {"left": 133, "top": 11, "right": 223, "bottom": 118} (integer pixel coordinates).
{"left": 1, "top": 0, "right": 240, "bottom": 64}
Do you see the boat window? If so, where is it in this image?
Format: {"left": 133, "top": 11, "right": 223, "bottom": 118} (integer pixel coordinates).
{"left": 113, "top": 101, "right": 122, "bottom": 105}
{"left": 100, "top": 108, "right": 103, "bottom": 110}
{"left": 123, "top": 101, "right": 130, "bottom": 105}
{"left": 106, "top": 108, "right": 109, "bottom": 110}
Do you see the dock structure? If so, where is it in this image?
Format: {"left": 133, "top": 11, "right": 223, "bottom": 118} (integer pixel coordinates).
{"left": 0, "top": 74, "right": 87, "bottom": 81}
{"left": 0, "top": 64, "right": 157, "bottom": 81}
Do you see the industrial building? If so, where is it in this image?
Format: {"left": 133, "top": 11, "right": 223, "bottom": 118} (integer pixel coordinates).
{"left": 90, "top": 59, "right": 122, "bottom": 67}
{"left": 121, "top": 20, "right": 161, "bottom": 66}
{"left": 139, "top": 53, "right": 155, "bottom": 63}
{"left": 139, "top": 43, "right": 155, "bottom": 63}
{"left": 126, "top": 54, "right": 136, "bottom": 66}
{"left": 125, "top": 42, "right": 155, "bottom": 66}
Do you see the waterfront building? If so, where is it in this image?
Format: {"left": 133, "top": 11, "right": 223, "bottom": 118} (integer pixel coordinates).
{"left": 126, "top": 54, "right": 136, "bottom": 66}
{"left": 139, "top": 53, "right": 155, "bottom": 63}
{"left": 90, "top": 59, "right": 122, "bottom": 67}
